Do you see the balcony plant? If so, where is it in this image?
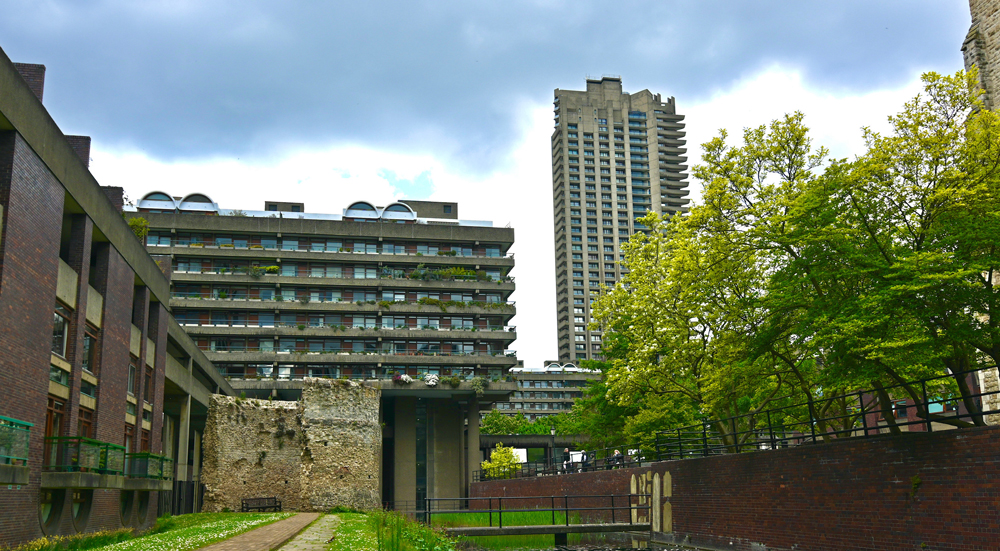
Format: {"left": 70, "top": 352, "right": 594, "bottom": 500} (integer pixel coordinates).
{"left": 248, "top": 266, "right": 265, "bottom": 279}
{"left": 423, "top": 373, "right": 439, "bottom": 387}
{"left": 265, "top": 266, "right": 280, "bottom": 274}
{"left": 392, "top": 372, "right": 412, "bottom": 384}
{"left": 470, "top": 377, "right": 488, "bottom": 397}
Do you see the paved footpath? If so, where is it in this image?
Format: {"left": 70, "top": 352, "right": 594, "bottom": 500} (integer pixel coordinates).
{"left": 278, "top": 514, "right": 341, "bottom": 551}
{"left": 197, "top": 513, "right": 321, "bottom": 551}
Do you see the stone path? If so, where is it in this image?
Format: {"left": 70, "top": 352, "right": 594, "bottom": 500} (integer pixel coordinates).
{"left": 197, "top": 513, "right": 321, "bottom": 551}
{"left": 278, "top": 514, "right": 342, "bottom": 550}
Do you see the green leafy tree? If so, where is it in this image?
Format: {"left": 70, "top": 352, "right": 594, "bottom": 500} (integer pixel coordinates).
{"left": 480, "top": 443, "right": 520, "bottom": 479}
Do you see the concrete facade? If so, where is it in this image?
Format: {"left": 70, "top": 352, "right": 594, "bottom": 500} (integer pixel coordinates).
{"left": 201, "top": 379, "right": 380, "bottom": 512}
{"left": 551, "top": 77, "right": 689, "bottom": 363}
{"left": 0, "top": 49, "right": 229, "bottom": 547}
{"left": 133, "top": 194, "right": 521, "bottom": 507}
{"left": 495, "top": 362, "right": 600, "bottom": 420}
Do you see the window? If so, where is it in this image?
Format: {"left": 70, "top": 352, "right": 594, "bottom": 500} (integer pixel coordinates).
{"left": 127, "top": 360, "right": 138, "bottom": 396}
{"left": 52, "top": 304, "right": 70, "bottom": 357}
{"left": 143, "top": 367, "right": 153, "bottom": 403}
{"left": 49, "top": 365, "right": 69, "bottom": 386}
{"left": 77, "top": 408, "right": 94, "bottom": 438}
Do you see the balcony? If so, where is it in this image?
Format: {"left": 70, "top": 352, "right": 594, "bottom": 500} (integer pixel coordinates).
{"left": 202, "top": 347, "right": 519, "bottom": 366}
{"left": 41, "top": 437, "right": 126, "bottom": 489}
{"left": 171, "top": 272, "right": 515, "bottom": 293}
{"left": 125, "top": 453, "right": 174, "bottom": 490}
{"left": 169, "top": 295, "right": 517, "bottom": 316}
{"left": 185, "top": 323, "right": 516, "bottom": 342}
{"left": 153, "top": 244, "right": 515, "bottom": 266}
{"left": 0, "top": 415, "right": 31, "bottom": 485}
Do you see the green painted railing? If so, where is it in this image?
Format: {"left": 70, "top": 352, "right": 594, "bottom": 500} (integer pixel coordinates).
{"left": 126, "top": 452, "right": 174, "bottom": 480}
{"left": 0, "top": 415, "right": 32, "bottom": 466}
{"left": 43, "top": 437, "right": 126, "bottom": 475}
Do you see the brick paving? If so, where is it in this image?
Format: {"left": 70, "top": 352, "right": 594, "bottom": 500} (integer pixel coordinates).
{"left": 197, "top": 513, "right": 321, "bottom": 551}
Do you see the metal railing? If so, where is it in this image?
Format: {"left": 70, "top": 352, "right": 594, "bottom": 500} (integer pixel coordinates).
{"left": 654, "top": 366, "right": 1000, "bottom": 461}
{"left": 169, "top": 294, "right": 517, "bottom": 309}
{"left": 0, "top": 415, "right": 32, "bottom": 466}
{"left": 201, "top": 345, "right": 516, "bottom": 358}
{"left": 473, "top": 444, "right": 655, "bottom": 482}
{"left": 126, "top": 453, "right": 174, "bottom": 480}
{"left": 43, "top": 437, "right": 126, "bottom": 475}
{"left": 163, "top": 242, "right": 513, "bottom": 259}
{"left": 416, "top": 494, "right": 650, "bottom": 527}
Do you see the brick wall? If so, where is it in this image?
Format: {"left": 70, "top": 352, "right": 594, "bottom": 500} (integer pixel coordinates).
{"left": 0, "top": 131, "right": 161, "bottom": 546}
{"left": 0, "top": 131, "right": 67, "bottom": 545}
{"left": 471, "top": 426, "right": 1000, "bottom": 551}
{"left": 12, "top": 63, "right": 44, "bottom": 102}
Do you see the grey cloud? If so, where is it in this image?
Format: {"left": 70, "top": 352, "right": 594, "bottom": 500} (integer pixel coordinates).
{"left": 0, "top": 0, "right": 970, "bottom": 172}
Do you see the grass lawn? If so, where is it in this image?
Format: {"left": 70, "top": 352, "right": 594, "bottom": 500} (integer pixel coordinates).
{"left": 327, "top": 512, "right": 456, "bottom": 551}
{"left": 1, "top": 512, "right": 291, "bottom": 551}
{"left": 428, "top": 510, "right": 609, "bottom": 550}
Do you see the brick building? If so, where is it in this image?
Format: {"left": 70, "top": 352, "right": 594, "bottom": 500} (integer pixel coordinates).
{"left": 0, "top": 50, "right": 230, "bottom": 546}
{"left": 132, "top": 195, "right": 519, "bottom": 506}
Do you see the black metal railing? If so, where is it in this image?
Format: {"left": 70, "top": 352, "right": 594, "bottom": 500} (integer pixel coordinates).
{"left": 654, "top": 366, "right": 1000, "bottom": 461}
{"left": 472, "top": 444, "right": 655, "bottom": 482}
{"left": 391, "top": 494, "right": 651, "bottom": 527}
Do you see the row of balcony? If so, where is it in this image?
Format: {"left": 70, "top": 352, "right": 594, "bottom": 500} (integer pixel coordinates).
{"left": 150, "top": 241, "right": 513, "bottom": 259}
{"left": 171, "top": 267, "right": 514, "bottom": 284}
{"left": 0, "top": 423, "right": 174, "bottom": 489}
{"left": 202, "top": 345, "right": 517, "bottom": 358}
{"left": 171, "top": 294, "right": 516, "bottom": 311}
{"left": 183, "top": 321, "right": 515, "bottom": 332}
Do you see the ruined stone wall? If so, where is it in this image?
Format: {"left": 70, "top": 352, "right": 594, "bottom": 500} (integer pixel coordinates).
{"left": 201, "top": 379, "right": 380, "bottom": 512}
{"left": 300, "top": 379, "right": 381, "bottom": 510}
{"left": 966, "top": 0, "right": 1000, "bottom": 108}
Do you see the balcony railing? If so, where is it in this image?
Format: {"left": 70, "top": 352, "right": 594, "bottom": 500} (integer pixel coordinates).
{"left": 155, "top": 242, "right": 514, "bottom": 259}
{"left": 182, "top": 320, "right": 517, "bottom": 332}
{"left": 172, "top": 269, "right": 515, "bottom": 284}
{"left": 170, "top": 294, "right": 517, "bottom": 309}
{"left": 0, "top": 415, "right": 32, "bottom": 466}
{"left": 43, "top": 437, "right": 126, "bottom": 475}
{"left": 202, "top": 346, "right": 517, "bottom": 358}
{"left": 126, "top": 453, "right": 174, "bottom": 480}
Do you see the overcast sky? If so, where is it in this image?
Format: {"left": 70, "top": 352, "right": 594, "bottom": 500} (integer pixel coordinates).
{"left": 1, "top": 0, "right": 973, "bottom": 368}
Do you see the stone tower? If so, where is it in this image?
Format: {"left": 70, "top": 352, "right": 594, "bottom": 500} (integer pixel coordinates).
{"left": 964, "top": 0, "right": 1000, "bottom": 108}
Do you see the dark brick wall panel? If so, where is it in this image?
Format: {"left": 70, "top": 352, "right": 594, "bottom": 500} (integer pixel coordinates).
{"left": 471, "top": 426, "right": 1000, "bottom": 551}
{"left": 0, "top": 131, "right": 65, "bottom": 544}
{"left": 0, "top": 132, "right": 160, "bottom": 546}
{"left": 12, "top": 63, "right": 44, "bottom": 102}
{"left": 64, "top": 136, "right": 91, "bottom": 168}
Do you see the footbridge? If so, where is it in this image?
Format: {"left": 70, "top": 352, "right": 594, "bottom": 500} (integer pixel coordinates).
{"left": 426, "top": 495, "right": 651, "bottom": 546}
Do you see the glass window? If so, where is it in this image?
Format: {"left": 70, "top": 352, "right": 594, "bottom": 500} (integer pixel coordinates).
{"left": 81, "top": 328, "right": 99, "bottom": 374}
{"left": 52, "top": 305, "right": 70, "bottom": 357}
{"left": 281, "top": 263, "right": 297, "bottom": 277}
{"left": 49, "top": 365, "right": 69, "bottom": 386}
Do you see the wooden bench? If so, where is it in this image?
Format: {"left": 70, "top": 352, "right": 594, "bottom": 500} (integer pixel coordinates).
{"left": 241, "top": 496, "right": 282, "bottom": 512}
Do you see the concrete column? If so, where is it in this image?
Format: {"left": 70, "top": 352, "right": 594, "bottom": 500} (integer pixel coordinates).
{"left": 394, "top": 397, "right": 416, "bottom": 507}
{"left": 192, "top": 429, "right": 202, "bottom": 481}
{"left": 176, "top": 394, "right": 191, "bottom": 482}
{"left": 466, "top": 398, "right": 480, "bottom": 492}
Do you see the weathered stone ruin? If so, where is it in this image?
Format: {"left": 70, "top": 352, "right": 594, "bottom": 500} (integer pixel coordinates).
{"left": 201, "top": 378, "right": 381, "bottom": 512}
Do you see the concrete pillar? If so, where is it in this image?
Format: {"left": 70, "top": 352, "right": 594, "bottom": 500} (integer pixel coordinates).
{"left": 176, "top": 394, "right": 191, "bottom": 482}
{"left": 394, "top": 397, "right": 416, "bottom": 507}
{"left": 466, "top": 398, "right": 480, "bottom": 492}
{"left": 192, "top": 429, "right": 201, "bottom": 481}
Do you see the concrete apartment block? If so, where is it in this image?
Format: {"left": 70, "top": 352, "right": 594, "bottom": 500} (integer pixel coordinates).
{"left": 551, "top": 77, "right": 690, "bottom": 363}
{"left": 132, "top": 195, "right": 520, "bottom": 506}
